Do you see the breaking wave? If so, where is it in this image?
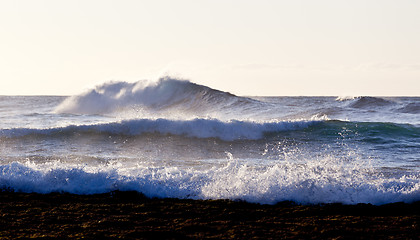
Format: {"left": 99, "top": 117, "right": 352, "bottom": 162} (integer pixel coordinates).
{"left": 55, "top": 78, "right": 259, "bottom": 118}
{"left": 1, "top": 158, "right": 419, "bottom": 205}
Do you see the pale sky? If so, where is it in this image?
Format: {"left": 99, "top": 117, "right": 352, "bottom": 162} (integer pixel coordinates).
{"left": 1, "top": 0, "right": 419, "bottom": 96}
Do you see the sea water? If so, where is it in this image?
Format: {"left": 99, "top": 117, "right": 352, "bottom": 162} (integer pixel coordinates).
{"left": 0, "top": 78, "right": 419, "bottom": 204}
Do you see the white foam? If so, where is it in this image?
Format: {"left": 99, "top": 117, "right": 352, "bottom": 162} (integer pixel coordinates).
{"left": 1, "top": 156, "right": 419, "bottom": 205}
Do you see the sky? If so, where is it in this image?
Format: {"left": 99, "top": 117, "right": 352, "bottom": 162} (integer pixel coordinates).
{"left": 1, "top": 0, "right": 419, "bottom": 96}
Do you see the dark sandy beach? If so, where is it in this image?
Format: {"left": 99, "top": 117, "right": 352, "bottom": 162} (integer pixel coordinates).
{"left": 0, "top": 191, "right": 418, "bottom": 239}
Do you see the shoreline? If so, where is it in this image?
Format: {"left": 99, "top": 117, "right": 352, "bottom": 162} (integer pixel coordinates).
{"left": 1, "top": 191, "right": 418, "bottom": 239}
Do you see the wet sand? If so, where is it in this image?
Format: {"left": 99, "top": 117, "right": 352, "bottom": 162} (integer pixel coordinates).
{"left": 0, "top": 191, "right": 418, "bottom": 239}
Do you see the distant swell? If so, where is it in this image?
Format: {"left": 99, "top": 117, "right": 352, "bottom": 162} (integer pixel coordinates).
{"left": 348, "top": 96, "right": 395, "bottom": 109}
{"left": 0, "top": 118, "right": 318, "bottom": 141}
{"left": 397, "top": 102, "right": 420, "bottom": 114}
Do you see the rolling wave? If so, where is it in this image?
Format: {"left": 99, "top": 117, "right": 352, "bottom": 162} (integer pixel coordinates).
{"left": 1, "top": 118, "right": 419, "bottom": 143}
{"left": 0, "top": 118, "right": 318, "bottom": 141}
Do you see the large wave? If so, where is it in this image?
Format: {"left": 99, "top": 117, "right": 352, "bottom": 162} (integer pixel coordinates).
{"left": 55, "top": 78, "right": 259, "bottom": 118}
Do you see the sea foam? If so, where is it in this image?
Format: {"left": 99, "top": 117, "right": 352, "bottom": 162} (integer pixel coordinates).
{"left": 1, "top": 156, "right": 419, "bottom": 205}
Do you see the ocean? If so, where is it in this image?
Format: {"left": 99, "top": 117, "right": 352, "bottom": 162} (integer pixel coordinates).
{"left": 0, "top": 78, "right": 419, "bottom": 205}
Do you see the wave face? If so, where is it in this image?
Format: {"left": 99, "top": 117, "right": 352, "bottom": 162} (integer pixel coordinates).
{"left": 1, "top": 79, "right": 420, "bottom": 205}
